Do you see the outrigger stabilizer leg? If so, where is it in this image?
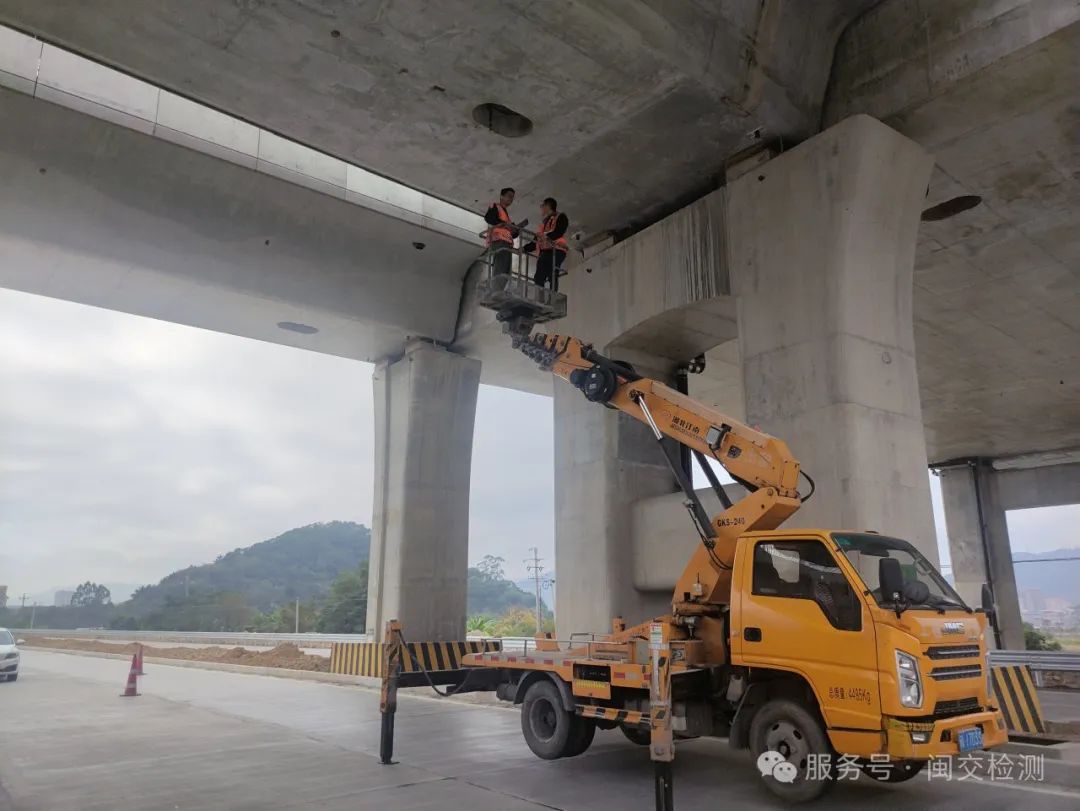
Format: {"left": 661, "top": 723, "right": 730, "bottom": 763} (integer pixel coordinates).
{"left": 649, "top": 620, "right": 675, "bottom": 811}
{"left": 379, "top": 620, "right": 403, "bottom": 765}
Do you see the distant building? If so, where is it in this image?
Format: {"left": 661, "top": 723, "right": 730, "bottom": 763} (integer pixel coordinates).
{"left": 1045, "top": 596, "right": 1071, "bottom": 613}
{"left": 1020, "top": 588, "right": 1046, "bottom": 614}
{"left": 54, "top": 589, "right": 74, "bottom": 607}
{"left": 0, "top": 585, "right": 7, "bottom": 608}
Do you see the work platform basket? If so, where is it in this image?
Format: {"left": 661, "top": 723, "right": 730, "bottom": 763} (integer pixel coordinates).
{"left": 475, "top": 234, "right": 568, "bottom": 336}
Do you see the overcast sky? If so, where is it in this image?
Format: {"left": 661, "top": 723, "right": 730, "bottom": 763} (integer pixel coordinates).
{"left": 1, "top": 288, "right": 1074, "bottom": 599}
{"left": 0, "top": 289, "right": 552, "bottom": 597}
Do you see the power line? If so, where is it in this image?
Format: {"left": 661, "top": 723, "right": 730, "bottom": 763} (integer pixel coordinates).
{"left": 1011, "top": 557, "right": 1080, "bottom": 564}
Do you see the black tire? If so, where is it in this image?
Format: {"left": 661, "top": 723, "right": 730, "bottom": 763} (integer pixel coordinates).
{"left": 859, "top": 758, "right": 925, "bottom": 783}
{"left": 621, "top": 725, "right": 651, "bottom": 746}
{"left": 564, "top": 716, "right": 596, "bottom": 757}
{"left": 520, "top": 679, "right": 574, "bottom": 760}
{"left": 749, "top": 698, "right": 834, "bottom": 803}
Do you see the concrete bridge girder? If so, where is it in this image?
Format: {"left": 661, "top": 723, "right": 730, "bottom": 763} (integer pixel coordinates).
{"left": 0, "top": 88, "right": 480, "bottom": 364}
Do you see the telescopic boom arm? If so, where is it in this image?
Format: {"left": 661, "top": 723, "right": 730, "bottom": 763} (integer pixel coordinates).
{"left": 518, "top": 332, "right": 807, "bottom": 611}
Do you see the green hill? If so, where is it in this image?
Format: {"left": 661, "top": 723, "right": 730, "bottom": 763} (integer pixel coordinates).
{"left": 2, "top": 523, "right": 550, "bottom": 633}
{"left": 125, "top": 521, "right": 370, "bottom": 616}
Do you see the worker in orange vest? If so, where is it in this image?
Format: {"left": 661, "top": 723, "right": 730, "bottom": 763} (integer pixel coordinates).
{"left": 524, "top": 197, "right": 569, "bottom": 290}
{"left": 484, "top": 187, "right": 518, "bottom": 279}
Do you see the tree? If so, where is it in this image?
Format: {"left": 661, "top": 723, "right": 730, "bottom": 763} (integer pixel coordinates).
{"left": 475, "top": 555, "right": 506, "bottom": 581}
{"left": 492, "top": 607, "right": 554, "bottom": 637}
{"left": 315, "top": 562, "right": 368, "bottom": 633}
{"left": 466, "top": 614, "right": 495, "bottom": 635}
{"left": 71, "top": 582, "right": 112, "bottom": 607}
{"left": 467, "top": 562, "right": 538, "bottom": 617}
{"left": 1023, "top": 622, "right": 1063, "bottom": 651}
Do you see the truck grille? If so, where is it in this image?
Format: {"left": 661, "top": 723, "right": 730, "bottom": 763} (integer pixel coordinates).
{"left": 934, "top": 697, "right": 981, "bottom": 717}
{"left": 926, "top": 645, "right": 980, "bottom": 660}
{"left": 929, "top": 664, "right": 982, "bottom": 681}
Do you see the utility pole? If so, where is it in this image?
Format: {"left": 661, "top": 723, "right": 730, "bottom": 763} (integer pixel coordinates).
{"left": 295, "top": 598, "right": 300, "bottom": 634}
{"left": 525, "top": 548, "right": 544, "bottom": 635}
{"left": 18, "top": 593, "right": 28, "bottom": 609}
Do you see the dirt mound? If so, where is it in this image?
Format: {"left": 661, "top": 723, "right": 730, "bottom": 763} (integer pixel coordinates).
{"left": 22, "top": 636, "right": 330, "bottom": 672}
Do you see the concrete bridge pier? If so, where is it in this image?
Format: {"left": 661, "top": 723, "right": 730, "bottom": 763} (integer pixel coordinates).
{"left": 938, "top": 458, "right": 1080, "bottom": 651}
{"left": 365, "top": 341, "right": 481, "bottom": 641}
{"left": 728, "top": 114, "right": 938, "bottom": 559}
{"left": 553, "top": 115, "right": 938, "bottom": 634}
{"left": 553, "top": 350, "right": 683, "bottom": 637}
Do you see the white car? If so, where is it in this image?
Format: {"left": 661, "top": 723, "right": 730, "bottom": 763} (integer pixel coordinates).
{"left": 0, "top": 628, "right": 21, "bottom": 682}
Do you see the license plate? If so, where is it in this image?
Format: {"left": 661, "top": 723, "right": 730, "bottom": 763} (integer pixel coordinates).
{"left": 957, "top": 726, "right": 983, "bottom": 752}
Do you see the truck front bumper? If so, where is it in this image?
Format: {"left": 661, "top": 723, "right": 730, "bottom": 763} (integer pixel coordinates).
{"left": 885, "top": 710, "right": 1008, "bottom": 759}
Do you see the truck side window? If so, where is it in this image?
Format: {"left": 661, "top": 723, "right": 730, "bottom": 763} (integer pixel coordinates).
{"left": 752, "top": 541, "right": 861, "bottom": 631}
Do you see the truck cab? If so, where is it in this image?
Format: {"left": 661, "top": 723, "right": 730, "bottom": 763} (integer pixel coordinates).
{"left": 728, "top": 529, "right": 1006, "bottom": 796}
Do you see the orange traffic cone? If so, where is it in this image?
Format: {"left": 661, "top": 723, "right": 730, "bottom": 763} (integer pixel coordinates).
{"left": 134, "top": 643, "right": 145, "bottom": 676}
{"left": 120, "top": 653, "right": 140, "bottom": 697}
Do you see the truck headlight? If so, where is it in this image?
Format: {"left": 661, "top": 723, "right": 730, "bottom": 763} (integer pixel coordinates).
{"left": 896, "top": 650, "right": 923, "bottom": 709}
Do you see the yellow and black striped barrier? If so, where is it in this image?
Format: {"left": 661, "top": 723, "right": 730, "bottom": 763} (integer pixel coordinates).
{"left": 331, "top": 640, "right": 500, "bottom": 678}
{"left": 576, "top": 704, "right": 651, "bottom": 729}
{"left": 991, "top": 664, "right": 1045, "bottom": 734}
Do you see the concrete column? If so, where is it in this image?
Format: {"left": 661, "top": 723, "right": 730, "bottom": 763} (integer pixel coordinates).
{"left": 365, "top": 341, "right": 481, "bottom": 641}
{"left": 553, "top": 350, "right": 678, "bottom": 635}
{"left": 937, "top": 463, "right": 1023, "bottom": 650}
{"left": 728, "top": 114, "right": 938, "bottom": 560}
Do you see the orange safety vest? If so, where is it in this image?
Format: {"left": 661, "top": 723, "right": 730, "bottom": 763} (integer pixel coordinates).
{"left": 487, "top": 203, "right": 513, "bottom": 245}
{"left": 537, "top": 213, "right": 569, "bottom": 252}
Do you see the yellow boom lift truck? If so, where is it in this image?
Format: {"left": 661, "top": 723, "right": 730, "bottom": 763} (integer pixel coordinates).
{"left": 377, "top": 262, "right": 1007, "bottom": 809}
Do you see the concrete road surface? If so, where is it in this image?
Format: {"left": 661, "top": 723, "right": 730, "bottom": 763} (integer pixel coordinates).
{"left": 1038, "top": 689, "right": 1080, "bottom": 724}
{"left": 1, "top": 651, "right": 1078, "bottom": 810}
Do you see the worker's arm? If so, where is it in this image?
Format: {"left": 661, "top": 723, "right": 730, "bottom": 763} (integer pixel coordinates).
{"left": 517, "top": 332, "right": 805, "bottom": 608}
{"left": 547, "top": 213, "right": 569, "bottom": 241}
{"left": 484, "top": 205, "right": 501, "bottom": 226}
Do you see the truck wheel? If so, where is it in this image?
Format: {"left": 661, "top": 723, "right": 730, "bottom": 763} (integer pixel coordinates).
{"left": 749, "top": 699, "right": 834, "bottom": 803}
{"left": 521, "top": 679, "right": 574, "bottom": 759}
{"left": 621, "top": 725, "right": 650, "bottom": 746}
{"left": 860, "top": 758, "right": 925, "bottom": 782}
{"left": 564, "top": 717, "right": 596, "bottom": 757}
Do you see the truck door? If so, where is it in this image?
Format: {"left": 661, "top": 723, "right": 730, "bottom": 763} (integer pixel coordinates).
{"left": 736, "top": 537, "right": 880, "bottom": 731}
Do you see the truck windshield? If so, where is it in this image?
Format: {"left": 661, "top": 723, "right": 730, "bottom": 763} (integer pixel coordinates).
{"left": 832, "top": 532, "right": 969, "bottom": 611}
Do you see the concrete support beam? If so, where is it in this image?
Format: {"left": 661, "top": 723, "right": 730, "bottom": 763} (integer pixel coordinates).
{"left": 365, "top": 342, "right": 481, "bottom": 641}
{"left": 994, "top": 461, "right": 1080, "bottom": 512}
{"left": 728, "top": 114, "right": 938, "bottom": 560}
{"left": 937, "top": 463, "right": 1024, "bottom": 650}
{"left": 631, "top": 484, "right": 747, "bottom": 590}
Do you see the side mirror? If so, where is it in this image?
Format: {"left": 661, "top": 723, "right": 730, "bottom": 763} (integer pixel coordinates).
{"left": 16, "top": 639, "right": 25, "bottom": 645}
{"left": 879, "top": 557, "right": 904, "bottom": 601}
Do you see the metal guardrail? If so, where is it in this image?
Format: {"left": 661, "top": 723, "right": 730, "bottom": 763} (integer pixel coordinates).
{"left": 11, "top": 629, "right": 370, "bottom": 647}
{"left": 990, "top": 650, "right": 1080, "bottom": 672}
